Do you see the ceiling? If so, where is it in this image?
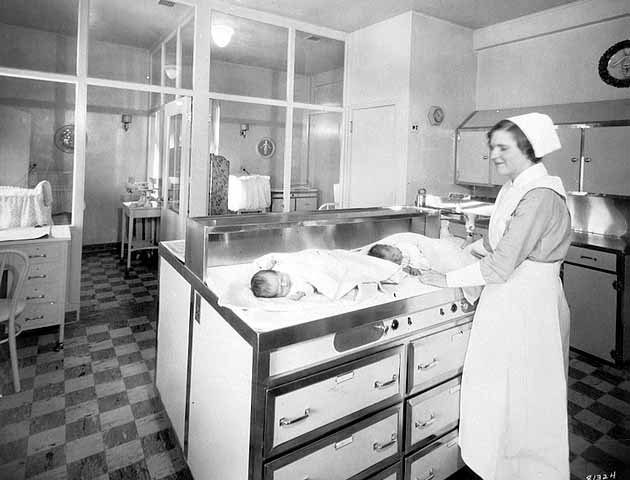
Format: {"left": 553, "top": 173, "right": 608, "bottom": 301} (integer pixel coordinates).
{"left": 0, "top": 0, "right": 580, "bottom": 75}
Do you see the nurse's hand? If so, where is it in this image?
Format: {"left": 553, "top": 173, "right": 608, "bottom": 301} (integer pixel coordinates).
{"left": 419, "top": 270, "right": 447, "bottom": 288}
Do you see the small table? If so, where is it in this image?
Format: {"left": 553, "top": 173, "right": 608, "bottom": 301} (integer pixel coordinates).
{"left": 120, "top": 202, "right": 161, "bottom": 273}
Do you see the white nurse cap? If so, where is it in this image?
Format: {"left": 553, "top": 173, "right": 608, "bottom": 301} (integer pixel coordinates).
{"left": 507, "top": 112, "right": 561, "bottom": 158}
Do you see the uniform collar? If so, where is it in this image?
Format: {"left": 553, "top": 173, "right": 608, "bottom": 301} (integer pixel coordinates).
{"left": 511, "top": 163, "right": 548, "bottom": 188}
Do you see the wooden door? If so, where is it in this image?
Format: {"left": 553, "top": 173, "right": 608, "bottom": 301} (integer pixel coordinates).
{"left": 347, "top": 104, "right": 399, "bottom": 208}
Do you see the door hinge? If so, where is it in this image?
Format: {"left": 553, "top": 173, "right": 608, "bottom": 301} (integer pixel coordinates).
{"left": 194, "top": 292, "right": 201, "bottom": 323}
{"left": 612, "top": 280, "right": 623, "bottom": 291}
{"left": 349, "top": 120, "right": 353, "bottom": 134}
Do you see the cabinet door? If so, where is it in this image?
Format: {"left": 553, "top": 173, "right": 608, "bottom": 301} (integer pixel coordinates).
{"left": 543, "top": 126, "right": 581, "bottom": 192}
{"left": 564, "top": 263, "right": 617, "bottom": 362}
{"left": 294, "top": 195, "right": 318, "bottom": 211}
{"left": 583, "top": 126, "right": 630, "bottom": 195}
{"left": 455, "top": 130, "right": 490, "bottom": 185}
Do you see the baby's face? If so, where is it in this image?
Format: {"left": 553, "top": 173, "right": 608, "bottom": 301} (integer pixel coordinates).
{"left": 384, "top": 246, "right": 403, "bottom": 264}
{"left": 270, "top": 271, "right": 292, "bottom": 297}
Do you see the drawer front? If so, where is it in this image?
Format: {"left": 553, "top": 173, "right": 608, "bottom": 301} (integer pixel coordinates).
{"left": 21, "top": 301, "right": 62, "bottom": 330}
{"left": 408, "top": 377, "right": 461, "bottom": 450}
{"left": 294, "top": 196, "right": 318, "bottom": 211}
{"left": 22, "top": 243, "right": 64, "bottom": 264}
{"left": 405, "top": 429, "right": 463, "bottom": 480}
{"left": 26, "top": 262, "right": 65, "bottom": 285}
{"left": 267, "top": 408, "right": 400, "bottom": 480}
{"left": 367, "top": 462, "right": 401, "bottom": 480}
{"left": 22, "top": 282, "right": 62, "bottom": 304}
{"left": 269, "top": 350, "right": 402, "bottom": 450}
{"left": 565, "top": 246, "right": 616, "bottom": 272}
{"left": 409, "top": 322, "right": 471, "bottom": 393}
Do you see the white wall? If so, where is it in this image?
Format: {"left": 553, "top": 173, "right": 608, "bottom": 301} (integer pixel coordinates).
{"left": 475, "top": 2, "right": 630, "bottom": 108}
{"left": 408, "top": 12, "right": 476, "bottom": 200}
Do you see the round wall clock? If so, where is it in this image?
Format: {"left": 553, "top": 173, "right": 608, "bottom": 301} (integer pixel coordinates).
{"left": 256, "top": 137, "right": 275, "bottom": 158}
{"left": 428, "top": 106, "right": 445, "bottom": 126}
{"left": 598, "top": 39, "right": 630, "bottom": 88}
{"left": 54, "top": 124, "right": 75, "bottom": 153}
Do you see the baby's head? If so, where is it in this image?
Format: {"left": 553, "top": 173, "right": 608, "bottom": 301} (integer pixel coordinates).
{"left": 250, "top": 270, "right": 292, "bottom": 298}
{"left": 368, "top": 244, "right": 403, "bottom": 265}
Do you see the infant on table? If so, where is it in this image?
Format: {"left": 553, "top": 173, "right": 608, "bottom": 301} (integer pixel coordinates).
{"left": 251, "top": 269, "right": 315, "bottom": 300}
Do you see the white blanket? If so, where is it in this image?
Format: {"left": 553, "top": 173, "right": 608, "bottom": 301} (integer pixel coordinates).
{"left": 0, "top": 181, "right": 54, "bottom": 229}
{"left": 217, "top": 249, "right": 400, "bottom": 312}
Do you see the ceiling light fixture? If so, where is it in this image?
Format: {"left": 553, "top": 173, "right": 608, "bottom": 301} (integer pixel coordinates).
{"left": 212, "top": 25, "right": 234, "bottom": 48}
{"left": 164, "top": 64, "right": 179, "bottom": 80}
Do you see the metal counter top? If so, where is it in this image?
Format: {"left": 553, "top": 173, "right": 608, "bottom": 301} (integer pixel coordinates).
{"left": 570, "top": 231, "right": 630, "bottom": 255}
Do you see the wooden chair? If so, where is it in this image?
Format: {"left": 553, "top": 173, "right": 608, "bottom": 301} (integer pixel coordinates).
{"left": 0, "top": 249, "right": 29, "bottom": 394}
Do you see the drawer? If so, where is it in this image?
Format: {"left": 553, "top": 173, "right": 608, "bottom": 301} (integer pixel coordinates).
{"left": 265, "top": 406, "right": 401, "bottom": 480}
{"left": 21, "top": 243, "right": 64, "bottom": 264}
{"left": 565, "top": 246, "right": 617, "bottom": 272}
{"left": 295, "top": 196, "right": 318, "bottom": 211}
{"left": 408, "top": 322, "right": 471, "bottom": 394}
{"left": 405, "top": 429, "right": 463, "bottom": 480}
{"left": 366, "top": 462, "right": 401, "bottom": 480}
{"left": 26, "top": 262, "right": 65, "bottom": 285}
{"left": 21, "top": 301, "right": 62, "bottom": 330}
{"left": 22, "top": 282, "right": 62, "bottom": 304}
{"left": 407, "top": 377, "right": 461, "bottom": 450}
{"left": 267, "top": 349, "right": 402, "bottom": 454}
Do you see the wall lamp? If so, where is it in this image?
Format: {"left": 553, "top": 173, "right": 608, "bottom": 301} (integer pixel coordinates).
{"left": 121, "top": 114, "right": 132, "bottom": 131}
{"left": 240, "top": 123, "right": 249, "bottom": 138}
{"left": 212, "top": 25, "right": 234, "bottom": 48}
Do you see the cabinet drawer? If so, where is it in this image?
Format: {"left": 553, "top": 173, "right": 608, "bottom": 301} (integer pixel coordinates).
{"left": 366, "top": 462, "right": 401, "bottom": 480}
{"left": 265, "top": 406, "right": 401, "bottom": 480}
{"left": 22, "top": 282, "right": 62, "bottom": 304}
{"left": 294, "top": 196, "right": 318, "bottom": 211}
{"left": 21, "top": 301, "right": 62, "bottom": 330}
{"left": 267, "top": 349, "right": 402, "bottom": 454}
{"left": 405, "top": 429, "right": 463, "bottom": 480}
{"left": 21, "top": 243, "right": 64, "bottom": 264}
{"left": 565, "top": 246, "right": 616, "bottom": 272}
{"left": 26, "top": 262, "right": 65, "bottom": 285}
{"left": 408, "top": 322, "right": 471, "bottom": 394}
{"left": 407, "top": 377, "right": 461, "bottom": 450}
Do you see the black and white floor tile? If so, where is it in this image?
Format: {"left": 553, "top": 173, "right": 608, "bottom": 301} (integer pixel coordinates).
{"left": 1, "top": 246, "right": 629, "bottom": 479}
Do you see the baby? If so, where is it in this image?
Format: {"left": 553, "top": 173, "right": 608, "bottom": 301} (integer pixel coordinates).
{"left": 250, "top": 269, "right": 316, "bottom": 300}
{"left": 367, "top": 244, "right": 424, "bottom": 276}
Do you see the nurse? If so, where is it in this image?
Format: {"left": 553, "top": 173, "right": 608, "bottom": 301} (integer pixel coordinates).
{"left": 420, "top": 112, "right": 571, "bottom": 479}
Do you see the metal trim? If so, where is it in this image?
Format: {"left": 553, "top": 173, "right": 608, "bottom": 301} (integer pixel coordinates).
{"left": 403, "top": 428, "right": 459, "bottom": 480}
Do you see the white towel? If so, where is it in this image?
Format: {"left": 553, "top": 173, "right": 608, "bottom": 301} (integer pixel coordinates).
{"left": 507, "top": 112, "right": 561, "bottom": 158}
{"left": 228, "top": 175, "right": 271, "bottom": 211}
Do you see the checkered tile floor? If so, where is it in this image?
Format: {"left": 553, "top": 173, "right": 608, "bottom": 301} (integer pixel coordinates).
{"left": 0, "top": 246, "right": 191, "bottom": 480}
{"left": 1, "top": 246, "right": 630, "bottom": 479}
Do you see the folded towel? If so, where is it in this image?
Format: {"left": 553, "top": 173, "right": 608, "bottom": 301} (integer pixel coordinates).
{"left": 228, "top": 174, "right": 271, "bottom": 211}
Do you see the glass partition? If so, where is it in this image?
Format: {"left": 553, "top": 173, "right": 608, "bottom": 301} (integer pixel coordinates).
{"left": 0, "top": 76, "right": 75, "bottom": 225}
{"left": 0, "top": 0, "right": 78, "bottom": 74}
{"left": 294, "top": 31, "right": 344, "bottom": 107}
{"left": 180, "top": 18, "right": 194, "bottom": 90}
{"left": 210, "top": 12, "right": 288, "bottom": 100}
{"left": 88, "top": 0, "right": 193, "bottom": 84}
{"left": 291, "top": 108, "right": 342, "bottom": 210}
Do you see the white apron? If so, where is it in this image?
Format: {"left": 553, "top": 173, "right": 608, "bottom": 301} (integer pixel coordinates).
{"left": 459, "top": 172, "right": 570, "bottom": 480}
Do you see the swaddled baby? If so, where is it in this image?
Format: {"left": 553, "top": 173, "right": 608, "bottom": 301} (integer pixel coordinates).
{"left": 250, "top": 269, "right": 315, "bottom": 300}
{"left": 367, "top": 243, "right": 428, "bottom": 276}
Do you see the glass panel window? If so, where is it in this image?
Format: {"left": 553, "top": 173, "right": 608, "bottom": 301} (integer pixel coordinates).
{"left": 166, "top": 113, "right": 183, "bottom": 213}
{"left": 88, "top": 0, "right": 193, "bottom": 84}
{"left": 209, "top": 99, "right": 285, "bottom": 213}
{"left": 0, "top": 0, "right": 78, "bottom": 74}
{"left": 210, "top": 12, "right": 288, "bottom": 100}
{"left": 294, "top": 31, "right": 344, "bottom": 107}
{"left": 164, "top": 35, "right": 177, "bottom": 89}
{"left": 180, "top": 18, "right": 194, "bottom": 90}
{"left": 0, "top": 77, "right": 75, "bottom": 226}
{"left": 291, "top": 108, "right": 342, "bottom": 210}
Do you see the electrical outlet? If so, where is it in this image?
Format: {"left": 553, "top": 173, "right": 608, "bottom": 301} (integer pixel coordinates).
{"left": 411, "top": 124, "right": 419, "bottom": 133}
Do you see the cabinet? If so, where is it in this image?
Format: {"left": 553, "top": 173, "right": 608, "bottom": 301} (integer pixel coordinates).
{"left": 563, "top": 245, "right": 627, "bottom": 364}
{"left": 454, "top": 130, "right": 490, "bottom": 185}
{"left": 582, "top": 126, "right": 630, "bottom": 195}
{"left": 542, "top": 126, "right": 581, "bottom": 192}
{"left": 0, "top": 226, "right": 70, "bottom": 346}
{"left": 271, "top": 188, "right": 319, "bottom": 212}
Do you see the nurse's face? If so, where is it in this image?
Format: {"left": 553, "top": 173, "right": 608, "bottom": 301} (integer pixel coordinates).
{"left": 489, "top": 130, "right": 534, "bottom": 181}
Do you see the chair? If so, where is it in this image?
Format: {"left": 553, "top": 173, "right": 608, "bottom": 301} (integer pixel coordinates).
{"left": 0, "top": 249, "right": 29, "bottom": 393}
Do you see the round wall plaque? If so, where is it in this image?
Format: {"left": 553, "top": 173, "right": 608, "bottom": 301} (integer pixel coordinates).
{"left": 598, "top": 39, "right": 630, "bottom": 88}
{"left": 54, "top": 124, "right": 75, "bottom": 153}
{"left": 256, "top": 137, "right": 275, "bottom": 158}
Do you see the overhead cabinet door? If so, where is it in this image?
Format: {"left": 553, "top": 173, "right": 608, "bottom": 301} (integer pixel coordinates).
{"left": 455, "top": 130, "right": 490, "bottom": 185}
{"left": 543, "top": 126, "right": 581, "bottom": 192}
{"left": 582, "top": 126, "right": 630, "bottom": 196}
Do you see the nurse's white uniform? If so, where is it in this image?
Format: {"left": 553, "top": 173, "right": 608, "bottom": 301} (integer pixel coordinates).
{"left": 453, "top": 166, "right": 571, "bottom": 479}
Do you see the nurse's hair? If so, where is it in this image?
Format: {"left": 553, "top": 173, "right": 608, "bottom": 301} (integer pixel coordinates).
{"left": 487, "top": 119, "right": 539, "bottom": 163}
{"left": 368, "top": 244, "right": 403, "bottom": 265}
{"left": 251, "top": 270, "right": 280, "bottom": 298}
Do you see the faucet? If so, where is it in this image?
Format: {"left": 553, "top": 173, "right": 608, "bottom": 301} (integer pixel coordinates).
{"left": 461, "top": 212, "right": 477, "bottom": 248}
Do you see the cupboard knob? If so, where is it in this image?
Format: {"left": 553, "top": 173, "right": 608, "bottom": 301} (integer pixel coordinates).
{"left": 570, "top": 157, "right": 577, "bottom": 163}
{"left": 584, "top": 157, "right": 592, "bottom": 163}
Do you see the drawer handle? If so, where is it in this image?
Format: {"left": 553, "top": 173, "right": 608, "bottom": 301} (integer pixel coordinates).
{"left": 373, "top": 433, "right": 397, "bottom": 452}
{"left": 28, "top": 274, "right": 47, "bottom": 280}
{"left": 279, "top": 408, "right": 311, "bottom": 427}
{"left": 26, "top": 294, "right": 46, "bottom": 300}
{"left": 418, "top": 358, "right": 439, "bottom": 371}
{"left": 415, "top": 413, "right": 436, "bottom": 429}
{"left": 579, "top": 255, "right": 597, "bottom": 261}
{"left": 374, "top": 374, "right": 398, "bottom": 390}
{"left": 416, "top": 469, "right": 435, "bottom": 480}
{"left": 26, "top": 315, "right": 45, "bottom": 321}
{"left": 451, "top": 330, "right": 465, "bottom": 339}
{"left": 28, "top": 254, "right": 47, "bottom": 258}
